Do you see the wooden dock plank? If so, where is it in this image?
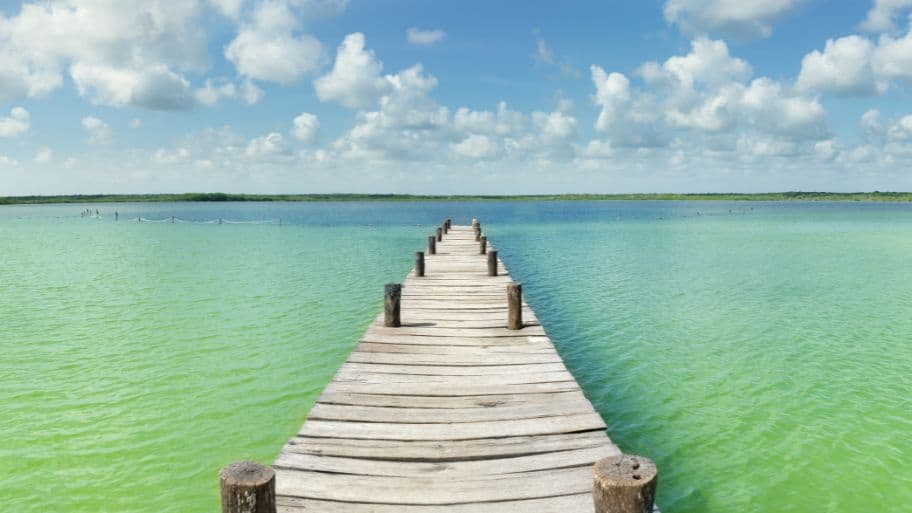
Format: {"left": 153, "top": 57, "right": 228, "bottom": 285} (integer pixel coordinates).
{"left": 272, "top": 225, "right": 621, "bottom": 512}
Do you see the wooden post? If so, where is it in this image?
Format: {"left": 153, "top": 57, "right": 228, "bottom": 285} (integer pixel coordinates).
{"left": 427, "top": 235, "right": 436, "bottom": 255}
{"left": 479, "top": 235, "right": 487, "bottom": 254}
{"left": 507, "top": 283, "right": 522, "bottom": 330}
{"left": 474, "top": 225, "right": 481, "bottom": 241}
{"left": 219, "top": 461, "right": 276, "bottom": 513}
{"left": 436, "top": 227, "right": 443, "bottom": 242}
{"left": 442, "top": 221, "right": 448, "bottom": 235}
{"left": 446, "top": 218, "right": 452, "bottom": 229}
{"left": 384, "top": 283, "right": 402, "bottom": 327}
{"left": 487, "top": 250, "right": 498, "bottom": 277}
{"left": 593, "top": 454, "right": 658, "bottom": 513}
{"left": 471, "top": 218, "right": 478, "bottom": 228}
{"left": 415, "top": 251, "right": 425, "bottom": 277}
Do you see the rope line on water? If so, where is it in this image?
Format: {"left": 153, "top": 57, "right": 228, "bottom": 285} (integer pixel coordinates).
{"left": 124, "top": 217, "right": 283, "bottom": 225}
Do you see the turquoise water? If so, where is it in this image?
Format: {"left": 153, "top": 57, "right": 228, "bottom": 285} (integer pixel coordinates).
{"left": 2, "top": 201, "right": 911, "bottom": 512}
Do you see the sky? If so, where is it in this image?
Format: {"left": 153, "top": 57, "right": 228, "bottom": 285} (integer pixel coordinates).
{"left": 2, "top": 0, "right": 912, "bottom": 195}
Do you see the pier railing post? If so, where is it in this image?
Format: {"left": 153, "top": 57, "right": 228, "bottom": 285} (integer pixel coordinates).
{"left": 415, "top": 251, "right": 425, "bottom": 277}
{"left": 442, "top": 221, "right": 448, "bottom": 235}
{"left": 219, "top": 461, "right": 276, "bottom": 513}
{"left": 428, "top": 235, "right": 436, "bottom": 255}
{"left": 479, "top": 235, "right": 487, "bottom": 254}
{"left": 446, "top": 218, "right": 452, "bottom": 230}
{"left": 507, "top": 283, "right": 522, "bottom": 330}
{"left": 593, "top": 454, "right": 658, "bottom": 513}
{"left": 384, "top": 283, "right": 402, "bottom": 327}
{"left": 474, "top": 223, "right": 481, "bottom": 241}
{"left": 436, "top": 227, "right": 443, "bottom": 242}
{"left": 487, "top": 250, "right": 498, "bottom": 277}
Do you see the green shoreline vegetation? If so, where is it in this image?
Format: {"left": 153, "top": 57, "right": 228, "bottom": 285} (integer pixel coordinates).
{"left": 2, "top": 191, "right": 912, "bottom": 204}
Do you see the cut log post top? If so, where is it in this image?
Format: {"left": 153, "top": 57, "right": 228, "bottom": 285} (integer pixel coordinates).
{"left": 479, "top": 235, "right": 487, "bottom": 254}
{"left": 415, "top": 251, "right": 425, "bottom": 277}
{"left": 507, "top": 282, "right": 522, "bottom": 330}
{"left": 593, "top": 454, "right": 658, "bottom": 513}
{"left": 487, "top": 250, "right": 498, "bottom": 277}
{"left": 384, "top": 283, "right": 402, "bottom": 328}
{"left": 427, "top": 235, "right": 436, "bottom": 255}
{"left": 219, "top": 461, "right": 276, "bottom": 513}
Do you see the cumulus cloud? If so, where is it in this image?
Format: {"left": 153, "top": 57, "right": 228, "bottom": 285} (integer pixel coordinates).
{"left": 796, "top": 27, "right": 912, "bottom": 96}
{"left": 663, "top": 0, "right": 803, "bottom": 40}
{"left": 292, "top": 112, "right": 319, "bottom": 143}
{"left": 406, "top": 28, "right": 445, "bottom": 46}
{"left": 452, "top": 134, "right": 500, "bottom": 159}
{"left": 861, "top": 0, "right": 912, "bottom": 32}
{"left": 591, "top": 38, "right": 827, "bottom": 153}
{"left": 314, "top": 33, "right": 390, "bottom": 108}
{"left": 82, "top": 116, "right": 111, "bottom": 145}
{"left": 0, "top": 107, "right": 30, "bottom": 137}
{"left": 225, "top": 0, "right": 325, "bottom": 84}
{"left": 0, "top": 1, "right": 205, "bottom": 108}
{"left": 246, "top": 132, "right": 292, "bottom": 159}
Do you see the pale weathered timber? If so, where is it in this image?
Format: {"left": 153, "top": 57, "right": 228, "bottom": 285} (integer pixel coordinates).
{"left": 270, "top": 225, "right": 630, "bottom": 512}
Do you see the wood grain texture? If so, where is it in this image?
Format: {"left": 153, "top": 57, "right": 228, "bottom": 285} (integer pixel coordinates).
{"left": 271, "top": 225, "right": 621, "bottom": 512}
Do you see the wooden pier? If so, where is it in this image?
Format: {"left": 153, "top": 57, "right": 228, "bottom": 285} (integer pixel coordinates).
{"left": 220, "top": 222, "right": 657, "bottom": 513}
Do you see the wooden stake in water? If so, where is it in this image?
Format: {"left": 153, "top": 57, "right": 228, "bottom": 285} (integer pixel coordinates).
{"left": 384, "top": 283, "right": 402, "bottom": 327}
{"left": 507, "top": 283, "right": 522, "bottom": 330}
{"left": 219, "top": 461, "right": 276, "bottom": 513}
{"left": 487, "top": 250, "right": 498, "bottom": 277}
{"left": 592, "top": 454, "right": 658, "bottom": 513}
{"left": 415, "top": 251, "right": 425, "bottom": 277}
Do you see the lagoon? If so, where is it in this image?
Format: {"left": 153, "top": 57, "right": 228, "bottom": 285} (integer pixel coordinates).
{"left": 1, "top": 201, "right": 911, "bottom": 512}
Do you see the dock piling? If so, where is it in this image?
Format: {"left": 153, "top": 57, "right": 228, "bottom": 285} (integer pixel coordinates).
{"left": 479, "top": 235, "right": 487, "bottom": 254}
{"left": 436, "top": 227, "right": 443, "bottom": 242}
{"left": 507, "top": 282, "right": 522, "bottom": 330}
{"left": 415, "top": 251, "right": 425, "bottom": 277}
{"left": 427, "top": 235, "right": 436, "bottom": 255}
{"left": 384, "top": 283, "right": 402, "bottom": 327}
{"left": 219, "top": 461, "right": 276, "bottom": 513}
{"left": 487, "top": 250, "right": 498, "bottom": 276}
{"left": 442, "top": 221, "right": 448, "bottom": 235}
{"left": 593, "top": 454, "right": 658, "bottom": 513}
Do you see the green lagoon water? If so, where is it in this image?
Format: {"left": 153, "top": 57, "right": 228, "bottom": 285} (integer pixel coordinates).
{"left": 1, "top": 201, "right": 911, "bottom": 512}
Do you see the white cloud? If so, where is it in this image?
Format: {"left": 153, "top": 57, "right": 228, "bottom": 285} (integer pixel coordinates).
{"left": 292, "top": 112, "right": 319, "bottom": 143}
{"left": 34, "top": 146, "right": 53, "bottom": 163}
{"left": 71, "top": 63, "right": 193, "bottom": 110}
{"left": 224, "top": 0, "right": 325, "bottom": 84}
{"left": 452, "top": 134, "right": 500, "bottom": 159}
{"left": 796, "top": 36, "right": 884, "bottom": 95}
{"left": 796, "top": 27, "right": 912, "bottom": 96}
{"left": 314, "top": 33, "right": 390, "bottom": 108}
{"left": 663, "top": 0, "right": 803, "bottom": 40}
{"left": 209, "top": 0, "right": 245, "bottom": 19}
{"left": 195, "top": 79, "right": 237, "bottom": 106}
{"left": 0, "top": 106, "right": 29, "bottom": 137}
{"left": 591, "top": 38, "right": 827, "bottom": 153}
{"left": 406, "top": 28, "right": 445, "bottom": 46}
{"left": 81, "top": 116, "right": 111, "bottom": 145}
{"left": 246, "top": 132, "right": 292, "bottom": 159}
{"left": 0, "top": 1, "right": 206, "bottom": 108}
{"left": 861, "top": 0, "right": 912, "bottom": 32}
{"left": 129, "top": 118, "right": 142, "bottom": 128}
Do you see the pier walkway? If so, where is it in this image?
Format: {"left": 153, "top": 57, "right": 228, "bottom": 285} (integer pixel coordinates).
{"left": 269, "top": 225, "right": 630, "bottom": 512}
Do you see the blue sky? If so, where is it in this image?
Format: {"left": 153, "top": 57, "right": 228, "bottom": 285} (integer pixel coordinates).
{"left": 2, "top": 0, "right": 912, "bottom": 194}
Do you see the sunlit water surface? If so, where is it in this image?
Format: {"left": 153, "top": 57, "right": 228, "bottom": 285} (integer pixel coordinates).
{"left": 1, "top": 201, "right": 910, "bottom": 513}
